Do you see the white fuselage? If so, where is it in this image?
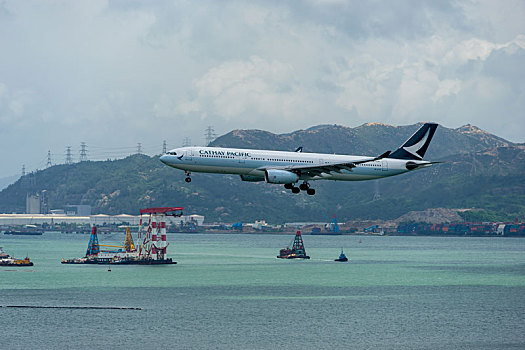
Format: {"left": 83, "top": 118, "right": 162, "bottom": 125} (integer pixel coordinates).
{"left": 160, "top": 147, "right": 430, "bottom": 181}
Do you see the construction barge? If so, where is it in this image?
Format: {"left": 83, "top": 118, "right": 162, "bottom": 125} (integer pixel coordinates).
{"left": 277, "top": 231, "right": 310, "bottom": 259}
{"left": 63, "top": 256, "right": 175, "bottom": 265}
{"left": 62, "top": 207, "right": 182, "bottom": 265}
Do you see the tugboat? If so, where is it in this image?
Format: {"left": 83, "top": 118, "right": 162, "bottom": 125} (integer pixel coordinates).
{"left": 0, "top": 247, "right": 34, "bottom": 266}
{"left": 277, "top": 231, "right": 310, "bottom": 259}
{"left": 334, "top": 248, "right": 348, "bottom": 262}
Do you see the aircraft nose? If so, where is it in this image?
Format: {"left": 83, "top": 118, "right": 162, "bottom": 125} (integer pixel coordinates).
{"left": 160, "top": 155, "right": 169, "bottom": 164}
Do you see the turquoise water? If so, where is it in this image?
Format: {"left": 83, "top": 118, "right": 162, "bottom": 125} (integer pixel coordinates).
{"left": 1, "top": 233, "right": 525, "bottom": 349}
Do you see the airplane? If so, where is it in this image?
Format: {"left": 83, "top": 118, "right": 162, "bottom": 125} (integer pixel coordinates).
{"left": 160, "top": 122, "right": 439, "bottom": 195}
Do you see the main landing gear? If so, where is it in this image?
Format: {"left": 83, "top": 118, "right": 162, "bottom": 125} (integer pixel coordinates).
{"left": 284, "top": 182, "right": 315, "bottom": 195}
{"left": 185, "top": 171, "right": 192, "bottom": 183}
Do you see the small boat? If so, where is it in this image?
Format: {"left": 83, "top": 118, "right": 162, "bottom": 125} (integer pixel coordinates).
{"left": 334, "top": 248, "right": 348, "bottom": 262}
{"left": 0, "top": 248, "right": 34, "bottom": 266}
{"left": 1, "top": 257, "right": 34, "bottom": 266}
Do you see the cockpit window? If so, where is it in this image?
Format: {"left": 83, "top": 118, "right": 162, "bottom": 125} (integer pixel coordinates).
{"left": 167, "top": 151, "right": 177, "bottom": 155}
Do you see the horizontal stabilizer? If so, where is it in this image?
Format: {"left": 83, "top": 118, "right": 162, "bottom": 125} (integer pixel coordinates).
{"left": 378, "top": 151, "right": 391, "bottom": 159}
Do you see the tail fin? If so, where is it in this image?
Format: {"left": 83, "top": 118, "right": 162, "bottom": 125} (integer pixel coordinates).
{"left": 388, "top": 122, "right": 438, "bottom": 160}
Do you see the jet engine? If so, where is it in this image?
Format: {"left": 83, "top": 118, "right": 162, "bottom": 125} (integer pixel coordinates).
{"left": 240, "top": 175, "right": 264, "bottom": 182}
{"left": 264, "top": 169, "right": 299, "bottom": 184}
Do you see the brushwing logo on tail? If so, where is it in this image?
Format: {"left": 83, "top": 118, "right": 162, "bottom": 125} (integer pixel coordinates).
{"left": 402, "top": 127, "right": 431, "bottom": 160}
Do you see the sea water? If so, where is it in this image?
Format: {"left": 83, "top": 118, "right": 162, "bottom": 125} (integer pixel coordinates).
{"left": 1, "top": 232, "right": 524, "bottom": 349}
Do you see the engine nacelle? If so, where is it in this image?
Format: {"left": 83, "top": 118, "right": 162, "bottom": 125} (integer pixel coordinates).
{"left": 264, "top": 169, "right": 299, "bottom": 184}
{"left": 405, "top": 161, "right": 418, "bottom": 170}
{"left": 240, "top": 174, "right": 264, "bottom": 182}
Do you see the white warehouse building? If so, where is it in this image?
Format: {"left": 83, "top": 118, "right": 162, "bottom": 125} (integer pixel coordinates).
{"left": 0, "top": 213, "right": 204, "bottom": 227}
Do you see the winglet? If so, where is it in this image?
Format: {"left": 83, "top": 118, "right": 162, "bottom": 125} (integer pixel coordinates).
{"left": 295, "top": 147, "right": 303, "bottom": 153}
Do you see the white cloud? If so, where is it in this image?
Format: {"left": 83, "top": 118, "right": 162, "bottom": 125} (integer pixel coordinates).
{"left": 434, "top": 79, "right": 462, "bottom": 101}
{"left": 0, "top": 83, "right": 34, "bottom": 127}
{"left": 177, "top": 56, "right": 324, "bottom": 129}
{"left": 0, "top": 0, "right": 524, "bottom": 175}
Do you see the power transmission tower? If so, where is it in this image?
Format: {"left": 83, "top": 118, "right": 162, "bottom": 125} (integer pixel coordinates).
{"left": 22, "top": 165, "right": 26, "bottom": 177}
{"left": 182, "top": 137, "right": 191, "bottom": 147}
{"left": 46, "top": 150, "right": 52, "bottom": 167}
{"left": 137, "top": 143, "right": 142, "bottom": 155}
{"left": 66, "top": 146, "right": 73, "bottom": 165}
{"left": 204, "top": 126, "right": 217, "bottom": 146}
{"left": 79, "top": 142, "right": 88, "bottom": 161}
{"left": 162, "top": 140, "right": 167, "bottom": 154}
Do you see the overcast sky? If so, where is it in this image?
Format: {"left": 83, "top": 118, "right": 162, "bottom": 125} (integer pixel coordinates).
{"left": 1, "top": 0, "right": 524, "bottom": 177}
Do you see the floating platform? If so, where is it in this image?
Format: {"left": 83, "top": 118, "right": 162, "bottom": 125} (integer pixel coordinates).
{"left": 61, "top": 257, "right": 176, "bottom": 265}
{"left": 277, "top": 251, "right": 310, "bottom": 259}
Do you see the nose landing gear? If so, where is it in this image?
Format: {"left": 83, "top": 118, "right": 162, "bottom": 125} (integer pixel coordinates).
{"left": 185, "top": 171, "right": 192, "bottom": 183}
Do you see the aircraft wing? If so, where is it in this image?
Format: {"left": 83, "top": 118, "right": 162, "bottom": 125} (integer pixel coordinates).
{"left": 260, "top": 151, "right": 391, "bottom": 177}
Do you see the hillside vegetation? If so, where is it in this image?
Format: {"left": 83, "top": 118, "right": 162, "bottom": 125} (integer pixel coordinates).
{"left": 0, "top": 123, "right": 523, "bottom": 223}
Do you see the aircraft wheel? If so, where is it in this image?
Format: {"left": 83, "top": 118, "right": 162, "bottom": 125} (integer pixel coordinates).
{"left": 307, "top": 188, "right": 315, "bottom": 195}
{"left": 284, "top": 183, "right": 294, "bottom": 190}
{"left": 299, "top": 183, "right": 309, "bottom": 191}
{"left": 291, "top": 187, "right": 300, "bottom": 194}
{"left": 185, "top": 177, "right": 192, "bottom": 183}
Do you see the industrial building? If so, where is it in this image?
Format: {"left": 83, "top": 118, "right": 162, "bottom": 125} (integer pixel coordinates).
{"left": 0, "top": 213, "right": 204, "bottom": 227}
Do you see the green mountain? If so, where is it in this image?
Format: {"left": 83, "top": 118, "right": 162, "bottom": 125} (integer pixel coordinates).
{"left": 212, "top": 123, "right": 510, "bottom": 159}
{"left": 0, "top": 123, "right": 523, "bottom": 223}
